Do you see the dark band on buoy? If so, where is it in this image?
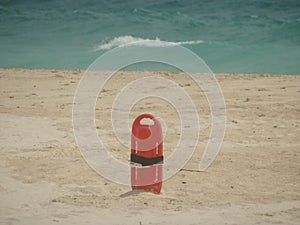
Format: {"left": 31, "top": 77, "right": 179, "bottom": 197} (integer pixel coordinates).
{"left": 130, "top": 154, "right": 164, "bottom": 166}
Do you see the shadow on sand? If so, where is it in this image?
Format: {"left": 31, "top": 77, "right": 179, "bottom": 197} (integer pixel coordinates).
{"left": 120, "top": 189, "right": 157, "bottom": 198}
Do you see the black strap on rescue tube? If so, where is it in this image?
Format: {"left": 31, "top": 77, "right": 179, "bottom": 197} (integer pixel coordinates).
{"left": 130, "top": 154, "right": 164, "bottom": 166}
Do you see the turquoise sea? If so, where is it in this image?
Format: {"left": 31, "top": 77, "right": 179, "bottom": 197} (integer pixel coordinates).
{"left": 0, "top": 0, "right": 299, "bottom": 74}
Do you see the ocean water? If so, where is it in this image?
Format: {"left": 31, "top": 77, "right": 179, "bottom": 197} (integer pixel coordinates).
{"left": 0, "top": 0, "right": 299, "bottom": 74}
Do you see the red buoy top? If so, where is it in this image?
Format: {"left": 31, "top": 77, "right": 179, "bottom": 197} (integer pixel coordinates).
{"left": 131, "top": 114, "right": 163, "bottom": 159}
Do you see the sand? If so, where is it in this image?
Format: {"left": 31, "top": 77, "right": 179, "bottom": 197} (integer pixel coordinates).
{"left": 0, "top": 68, "right": 299, "bottom": 225}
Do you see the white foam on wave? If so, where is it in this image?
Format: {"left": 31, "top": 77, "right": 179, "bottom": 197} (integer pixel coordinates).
{"left": 95, "top": 36, "right": 203, "bottom": 50}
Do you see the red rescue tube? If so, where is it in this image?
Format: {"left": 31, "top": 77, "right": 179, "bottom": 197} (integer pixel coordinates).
{"left": 130, "top": 114, "right": 163, "bottom": 194}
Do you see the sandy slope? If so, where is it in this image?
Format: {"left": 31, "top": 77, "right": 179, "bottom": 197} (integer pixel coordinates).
{"left": 0, "top": 68, "right": 299, "bottom": 225}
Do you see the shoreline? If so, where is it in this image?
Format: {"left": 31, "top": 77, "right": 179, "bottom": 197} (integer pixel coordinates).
{"left": 0, "top": 67, "right": 299, "bottom": 77}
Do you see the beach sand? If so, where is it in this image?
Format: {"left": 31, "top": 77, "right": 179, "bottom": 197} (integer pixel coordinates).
{"left": 0, "top": 68, "right": 299, "bottom": 224}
